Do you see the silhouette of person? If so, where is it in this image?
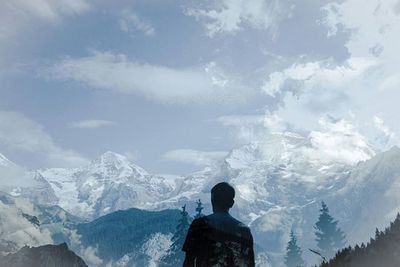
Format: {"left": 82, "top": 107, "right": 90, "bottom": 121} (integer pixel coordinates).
{"left": 182, "top": 182, "right": 255, "bottom": 267}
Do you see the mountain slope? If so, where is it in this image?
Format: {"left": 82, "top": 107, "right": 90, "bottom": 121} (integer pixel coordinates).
{"left": 76, "top": 208, "right": 181, "bottom": 262}
{"left": 330, "top": 146, "right": 400, "bottom": 246}
{"left": 0, "top": 153, "right": 58, "bottom": 206}
{"left": 40, "top": 152, "right": 176, "bottom": 218}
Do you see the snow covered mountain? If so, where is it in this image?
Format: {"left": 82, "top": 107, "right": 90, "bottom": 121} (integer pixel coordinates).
{"left": 39, "top": 152, "right": 176, "bottom": 218}
{"left": 330, "top": 146, "right": 400, "bottom": 244}
{"left": 0, "top": 152, "right": 58, "bottom": 206}
{"left": 2, "top": 132, "right": 400, "bottom": 265}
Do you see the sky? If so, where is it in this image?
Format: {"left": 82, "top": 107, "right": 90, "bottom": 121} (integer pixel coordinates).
{"left": 1, "top": 0, "right": 400, "bottom": 174}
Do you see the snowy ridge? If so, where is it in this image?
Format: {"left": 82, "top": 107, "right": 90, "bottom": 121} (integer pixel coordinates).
{"left": 39, "top": 152, "right": 176, "bottom": 218}
{"left": 0, "top": 153, "right": 13, "bottom": 167}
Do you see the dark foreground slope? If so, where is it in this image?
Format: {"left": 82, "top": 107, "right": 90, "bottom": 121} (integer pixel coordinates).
{"left": 322, "top": 214, "right": 400, "bottom": 267}
{"left": 0, "top": 243, "right": 87, "bottom": 267}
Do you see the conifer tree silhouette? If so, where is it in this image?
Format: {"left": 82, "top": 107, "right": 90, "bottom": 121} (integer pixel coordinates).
{"left": 284, "top": 231, "right": 305, "bottom": 267}
{"left": 194, "top": 199, "right": 204, "bottom": 219}
{"left": 160, "top": 205, "right": 191, "bottom": 266}
{"left": 314, "top": 202, "right": 346, "bottom": 259}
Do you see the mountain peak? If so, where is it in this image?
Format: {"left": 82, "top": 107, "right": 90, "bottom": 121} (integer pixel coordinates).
{"left": 89, "top": 151, "right": 148, "bottom": 177}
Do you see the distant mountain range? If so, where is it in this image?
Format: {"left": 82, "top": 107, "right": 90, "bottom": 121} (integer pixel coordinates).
{"left": 1, "top": 134, "right": 400, "bottom": 265}
{"left": 0, "top": 191, "right": 182, "bottom": 266}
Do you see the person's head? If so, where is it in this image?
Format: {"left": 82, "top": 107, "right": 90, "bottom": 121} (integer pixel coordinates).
{"left": 211, "top": 182, "right": 235, "bottom": 212}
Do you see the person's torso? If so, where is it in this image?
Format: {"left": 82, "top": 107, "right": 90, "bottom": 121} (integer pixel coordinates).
{"left": 195, "top": 212, "right": 253, "bottom": 267}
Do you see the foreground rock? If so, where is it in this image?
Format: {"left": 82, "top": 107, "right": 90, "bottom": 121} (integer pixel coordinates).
{"left": 0, "top": 243, "right": 87, "bottom": 267}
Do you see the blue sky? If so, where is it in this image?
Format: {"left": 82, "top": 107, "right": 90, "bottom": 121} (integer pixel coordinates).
{"left": 1, "top": 0, "right": 400, "bottom": 174}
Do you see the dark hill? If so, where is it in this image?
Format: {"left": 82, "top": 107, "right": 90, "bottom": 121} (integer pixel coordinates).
{"left": 76, "top": 208, "right": 182, "bottom": 261}
{"left": 322, "top": 214, "right": 400, "bottom": 267}
{"left": 0, "top": 243, "right": 87, "bottom": 267}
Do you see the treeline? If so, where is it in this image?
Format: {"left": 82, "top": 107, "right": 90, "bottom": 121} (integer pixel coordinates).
{"left": 320, "top": 213, "right": 400, "bottom": 267}
{"left": 163, "top": 201, "right": 349, "bottom": 267}
{"left": 159, "top": 200, "right": 204, "bottom": 266}
{"left": 285, "top": 202, "right": 346, "bottom": 267}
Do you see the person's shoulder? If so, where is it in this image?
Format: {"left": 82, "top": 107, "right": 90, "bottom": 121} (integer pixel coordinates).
{"left": 190, "top": 216, "right": 210, "bottom": 228}
{"left": 231, "top": 217, "right": 252, "bottom": 235}
{"left": 229, "top": 216, "right": 247, "bottom": 228}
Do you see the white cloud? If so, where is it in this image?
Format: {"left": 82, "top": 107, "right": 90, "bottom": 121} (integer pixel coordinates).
{"left": 373, "top": 116, "right": 394, "bottom": 138}
{"left": 0, "top": 0, "right": 90, "bottom": 74}
{"left": 0, "top": 163, "right": 37, "bottom": 189}
{"left": 261, "top": 57, "right": 376, "bottom": 99}
{"left": 217, "top": 114, "right": 287, "bottom": 145}
{"left": 119, "top": 9, "right": 155, "bottom": 36}
{"left": 0, "top": 111, "right": 88, "bottom": 167}
{"left": 322, "top": 0, "right": 400, "bottom": 59}
{"left": 45, "top": 51, "right": 251, "bottom": 105}
{"left": 80, "top": 246, "right": 103, "bottom": 266}
{"left": 70, "top": 119, "right": 115, "bottom": 129}
{"left": 259, "top": 58, "right": 400, "bottom": 151}
{"left": 217, "top": 115, "right": 265, "bottom": 127}
{"left": 68, "top": 229, "right": 103, "bottom": 266}
{"left": 0, "top": 0, "right": 90, "bottom": 43}
{"left": 163, "top": 149, "right": 228, "bottom": 166}
{"left": 187, "top": 0, "right": 294, "bottom": 37}
{"left": 372, "top": 115, "right": 399, "bottom": 150}
{"left": 0, "top": 0, "right": 89, "bottom": 25}
{"left": 219, "top": 113, "right": 375, "bottom": 166}
{"left": 122, "top": 151, "right": 141, "bottom": 162}
{"left": 0, "top": 195, "right": 54, "bottom": 251}
{"left": 303, "top": 117, "right": 375, "bottom": 165}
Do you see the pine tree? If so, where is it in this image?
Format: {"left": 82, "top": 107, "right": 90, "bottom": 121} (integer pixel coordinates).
{"left": 160, "top": 204, "right": 191, "bottom": 266}
{"left": 314, "top": 202, "right": 346, "bottom": 259}
{"left": 194, "top": 199, "right": 204, "bottom": 219}
{"left": 375, "top": 228, "right": 380, "bottom": 240}
{"left": 284, "top": 231, "right": 305, "bottom": 267}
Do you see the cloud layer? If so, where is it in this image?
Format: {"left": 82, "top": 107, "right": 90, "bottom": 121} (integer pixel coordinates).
{"left": 46, "top": 51, "right": 251, "bottom": 105}
{"left": 0, "top": 111, "right": 87, "bottom": 167}
{"left": 70, "top": 120, "right": 115, "bottom": 129}
{"left": 163, "top": 149, "right": 227, "bottom": 167}
{"left": 119, "top": 9, "right": 155, "bottom": 36}
{"left": 187, "top": 0, "right": 294, "bottom": 37}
